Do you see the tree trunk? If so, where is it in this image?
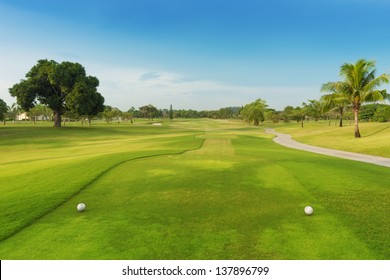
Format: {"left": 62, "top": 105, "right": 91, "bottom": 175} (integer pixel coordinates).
{"left": 354, "top": 108, "right": 361, "bottom": 138}
{"left": 53, "top": 111, "right": 62, "bottom": 127}
{"left": 339, "top": 108, "right": 343, "bottom": 127}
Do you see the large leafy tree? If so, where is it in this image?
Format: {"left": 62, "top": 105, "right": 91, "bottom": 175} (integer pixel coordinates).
{"left": 241, "top": 98, "right": 267, "bottom": 126}
{"left": 139, "top": 104, "right": 159, "bottom": 120}
{"left": 0, "top": 98, "right": 8, "bottom": 125}
{"left": 9, "top": 59, "right": 105, "bottom": 127}
{"left": 321, "top": 59, "right": 389, "bottom": 137}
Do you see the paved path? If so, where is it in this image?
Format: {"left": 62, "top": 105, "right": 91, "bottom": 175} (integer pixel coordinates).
{"left": 264, "top": 128, "right": 390, "bottom": 168}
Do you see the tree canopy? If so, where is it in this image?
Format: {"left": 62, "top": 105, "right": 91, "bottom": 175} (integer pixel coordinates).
{"left": 240, "top": 98, "right": 267, "bottom": 126}
{"left": 139, "top": 104, "right": 159, "bottom": 120}
{"left": 0, "top": 98, "right": 8, "bottom": 124}
{"left": 9, "top": 59, "right": 105, "bottom": 127}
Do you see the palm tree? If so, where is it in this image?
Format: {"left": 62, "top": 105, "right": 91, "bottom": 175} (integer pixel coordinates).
{"left": 321, "top": 59, "right": 390, "bottom": 138}
{"left": 10, "top": 103, "right": 22, "bottom": 122}
{"left": 320, "top": 92, "right": 350, "bottom": 127}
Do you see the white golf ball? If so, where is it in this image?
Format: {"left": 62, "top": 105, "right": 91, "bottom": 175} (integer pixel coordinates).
{"left": 77, "top": 203, "right": 86, "bottom": 212}
{"left": 304, "top": 206, "right": 314, "bottom": 215}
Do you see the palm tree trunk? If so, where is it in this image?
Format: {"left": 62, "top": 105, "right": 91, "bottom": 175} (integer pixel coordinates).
{"left": 339, "top": 108, "right": 343, "bottom": 127}
{"left": 354, "top": 108, "right": 361, "bottom": 138}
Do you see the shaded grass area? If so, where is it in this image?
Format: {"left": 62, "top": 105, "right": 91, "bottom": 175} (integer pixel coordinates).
{"left": 0, "top": 123, "right": 204, "bottom": 242}
{"left": 0, "top": 121, "right": 388, "bottom": 260}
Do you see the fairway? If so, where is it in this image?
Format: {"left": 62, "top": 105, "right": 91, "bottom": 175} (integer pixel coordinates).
{"left": 0, "top": 120, "right": 389, "bottom": 260}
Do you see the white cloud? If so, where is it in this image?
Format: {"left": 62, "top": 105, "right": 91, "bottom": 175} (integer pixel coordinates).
{"left": 90, "top": 64, "right": 319, "bottom": 111}
{"left": 0, "top": 58, "right": 320, "bottom": 111}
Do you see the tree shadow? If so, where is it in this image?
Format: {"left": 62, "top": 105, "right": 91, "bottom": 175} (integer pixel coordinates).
{"left": 364, "top": 124, "right": 390, "bottom": 137}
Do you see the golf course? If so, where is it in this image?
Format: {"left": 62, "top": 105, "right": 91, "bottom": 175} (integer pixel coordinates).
{"left": 0, "top": 119, "right": 389, "bottom": 260}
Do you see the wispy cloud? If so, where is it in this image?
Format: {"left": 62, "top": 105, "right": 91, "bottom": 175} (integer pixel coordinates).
{"left": 138, "top": 72, "right": 161, "bottom": 81}
{"left": 91, "top": 64, "right": 319, "bottom": 111}
{"left": 0, "top": 57, "right": 319, "bottom": 110}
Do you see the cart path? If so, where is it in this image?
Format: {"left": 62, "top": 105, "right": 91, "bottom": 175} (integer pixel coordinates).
{"left": 264, "top": 128, "right": 390, "bottom": 168}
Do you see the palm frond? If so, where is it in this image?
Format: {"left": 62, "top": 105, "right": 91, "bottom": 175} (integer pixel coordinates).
{"left": 320, "top": 81, "right": 346, "bottom": 93}
{"left": 320, "top": 92, "right": 349, "bottom": 111}
{"left": 363, "top": 73, "right": 390, "bottom": 92}
{"left": 361, "top": 90, "right": 387, "bottom": 103}
{"left": 382, "top": 89, "right": 390, "bottom": 101}
{"left": 362, "top": 69, "right": 376, "bottom": 87}
{"left": 339, "top": 62, "right": 354, "bottom": 80}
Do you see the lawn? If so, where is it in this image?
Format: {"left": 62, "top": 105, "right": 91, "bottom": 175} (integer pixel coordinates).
{"left": 0, "top": 119, "right": 388, "bottom": 259}
{"left": 270, "top": 121, "right": 390, "bottom": 158}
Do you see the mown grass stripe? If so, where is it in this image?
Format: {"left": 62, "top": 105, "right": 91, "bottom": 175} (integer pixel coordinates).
{"left": 0, "top": 137, "right": 205, "bottom": 243}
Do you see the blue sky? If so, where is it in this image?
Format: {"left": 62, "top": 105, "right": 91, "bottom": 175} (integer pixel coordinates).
{"left": 1, "top": 0, "right": 390, "bottom": 111}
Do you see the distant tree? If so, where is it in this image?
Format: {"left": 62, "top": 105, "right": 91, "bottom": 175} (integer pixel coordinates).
{"left": 291, "top": 104, "right": 308, "bottom": 128}
{"left": 8, "top": 103, "right": 22, "bottom": 122}
{"left": 139, "top": 104, "right": 159, "bottom": 120}
{"left": 320, "top": 92, "right": 350, "bottom": 127}
{"left": 358, "top": 103, "right": 380, "bottom": 121}
{"left": 322, "top": 109, "right": 339, "bottom": 126}
{"left": 0, "top": 98, "right": 8, "bottom": 125}
{"left": 41, "top": 104, "right": 53, "bottom": 121}
{"left": 113, "top": 108, "right": 123, "bottom": 123}
{"left": 305, "top": 99, "right": 322, "bottom": 122}
{"left": 122, "top": 111, "right": 133, "bottom": 123}
{"left": 241, "top": 99, "right": 267, "bottom": 126}
{"left": 125, "top": 107, "right": 136, "bottom": 123}
{"left": 215, "top": 107, "right": 241, "bottom": 119}
{"left": 321, "top": 59, "right": 389, "bottom": 137}
{"left": 281, "top": 106, "right": 294, "bottom": 123}
{"left": 9, "top": 59, "right": 105, "bottom": 127}
{"left": 160, "top": 109, "right": 168, "bottom": 119}
{"left": 169, "top": 104, "right": 174, "bottom": 121}
{"left": 266, "top": 110, "right": 282, "bottom": 124}
{"left": 102, "top": 106, "right": 115, "bottom": 124}
{"left": 28, "top": 104, "right": 44, "bottom": 124}
{"left": 62, "top": 110, "right": 80, "bottom": 126}
{"left": 373, "top": 104, "right": 390, "bottom": 122}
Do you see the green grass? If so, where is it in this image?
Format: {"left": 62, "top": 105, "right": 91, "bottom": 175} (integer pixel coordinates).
{"left": 0, "top": 119, "right": 389, "bottom": 259}
{"left": 270, "top": 121, "right": 390, "bottom": 157}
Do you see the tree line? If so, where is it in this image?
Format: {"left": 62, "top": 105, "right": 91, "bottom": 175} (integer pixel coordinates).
{"left": 1, "top": 58, "right": 389, "bottom": 137}
{"left": 3, "top": 96, "right": 389, "bottom": 128}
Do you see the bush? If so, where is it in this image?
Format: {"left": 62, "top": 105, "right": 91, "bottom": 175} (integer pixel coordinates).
{"left": 373, "top": 105, "right": 390, "bottom": 122}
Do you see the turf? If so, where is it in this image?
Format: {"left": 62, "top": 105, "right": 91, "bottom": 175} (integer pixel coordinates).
{"left": 0, "top": 120, "right": 388, "bottom": 259}
{"left": 271, "top": 121, "right": 390, "bottom": 157}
